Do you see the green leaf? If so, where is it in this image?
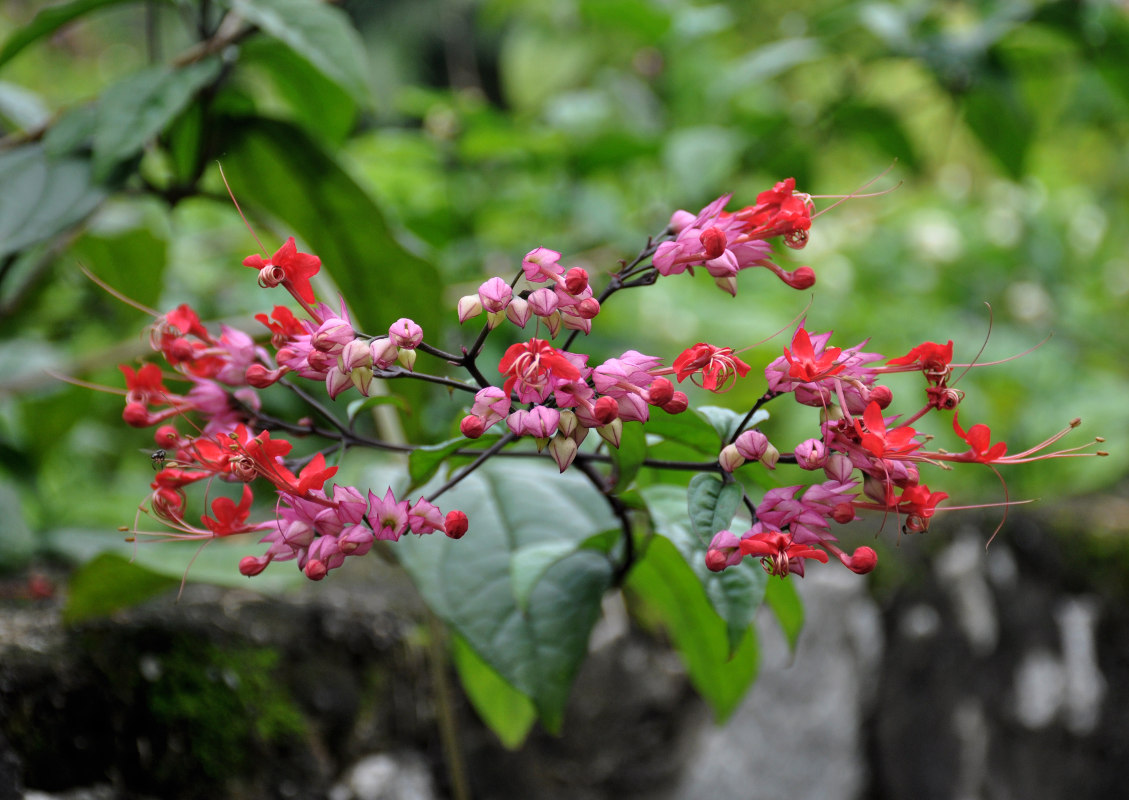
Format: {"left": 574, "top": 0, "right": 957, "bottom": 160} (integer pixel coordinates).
{"left": 238, "top": 36, "right": 358, "bottom": 145}
{"left": 696, "top": 405, "right": 766, "bottom": 444}
{"left": 0, "top": 478, "right": 35, "bottom": 567}
{"left": 510, "top": 540, "right": 584, "bottom": 613}
{"left": 625, "top": 534, "right": 758, "bottom": 721}
{"left": 608, "top": 420, "right": 646, "bottom": 492}
{"left": 686, "top": 473, "right": 742, "bottom": 543}
{"left": 71, "top": 225, "right": 168, "bottom": 314}
{"left": 643, "top": 406, "right": 724, "bottom": 454}
{"left": 959, "top": 73, "right": 1032, "bottom": 179}
{"left": 451, "top": 632, "right": 536, "bottom": 749}
{"left": 91, "top": 58, "right": 223, "bottom": 181}
{"left": 765, "top": 576, "right": 804, "bottom": 651}
{"left": 407, "top": 435, "right": 499, "bottom": 489}
{"left": 218, "top": 117, "right": 442, "bottom": 339}
{"left": 0, "top": 145, "right": 107, "bottom": 259}
{"left": 346, "top": 394, "right": 410, "bottom": 422}
{"left": 63, "top": 552, "right": 179, "bottom": 624}
{"left": 224, "top": 0, "right": 371, "bottom": 104}
{"left": 0, "top": 81, "right": 48, "bottom": 130}
{"left": 829, "top": 103, "right": 921, "bottom": 172}
{"left": 395, "top": 460, "right": 617, "bottom": 732}
{"left": 644, "top": 484, "right": 767, "bottom": 656}
{"left": 0, "top": 0, "right": 145, "bottom": 69}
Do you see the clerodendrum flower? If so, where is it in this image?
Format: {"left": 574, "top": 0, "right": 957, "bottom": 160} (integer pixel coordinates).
{"left": 671, "top": 343, "right": 751, "bottom": 391}
{"left": 242, "top": 237, "right": 322, "bottom": 305}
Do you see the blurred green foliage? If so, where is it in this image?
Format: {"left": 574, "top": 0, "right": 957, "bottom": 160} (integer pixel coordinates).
{"left": 1, "top": 0, "right": 1126, "bottom": 741}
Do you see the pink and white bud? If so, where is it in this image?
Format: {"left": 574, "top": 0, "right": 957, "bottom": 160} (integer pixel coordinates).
{"left": 557, "top": 409, "right": 579, "bottom": 438}
{"left": 669, "top": 209, "right": 696, "bottom": 233}
{"left": 478, "top": 277, "right": 513, "bottom": 313}
{"left": 505, "top": 296, "right": 531, "bottom": 328}
{"left": 388, "top": 318, "right": 423, "bottom": 349}
{"left": 521, "top": 247, "right": 563, "bottom": 282}
{"left": 305, "top": 348, "right": 336, "bottom": 375}
{"left": 761, "top": 442, "right": 780, "bottom": 469}
{"left": 713, "top": 275, "right": 739, "bottom": 296}
{"left": 396, "top": 348, "right": 417, "bottom": 372}
{"left": 794, "top": 438, "right": 827, "bottom": 470}
{"left": 823, "top": 453, "right": 854, "bottom": 483}
{"left": 597, "top": 418, "right": 623, "bottom": 449}
{"left": 350, "top": 365, "right": 373, "bottom": 396}
{"left": 326, "top": 365, "right": 353, "bottom": 400}
{"left": 312, "top": 317, "right": 354, "bottom": 353}
{"left": 734, "top": 430, "right": 769, "bottom": 460}
{"left": 339, "top": 338, "right": 373, "bottom": 372}
{"left": 543, "top": 310, "right": 563, "bottom": 338}
{"left": 370, "top": 338, "right": 399, "bottom": 369}
{"left": 457, "top": 294, "right": 483, "bottom": 323}
{"left": 339, "top": 524, "right": 375, "bottom": 555}
{"left": 560, "top": 312, "right": 591, "bottom": 335}
{"left": 548, "top": 435, "right": 578, "bottom": 472}
{"left": 527, "top": 288, "right": 559, "bottom": 318}
{"left": 718, "top": 444, "right": 745, "bottom": 472}
{"left": 485, "top": 310, "right": 507, "bottom": 330}
{"left": 507, "top": 405, "right": 560, "bottom": 439}
{"left": 564, "top": 267, "right": 589, "bottom": 295}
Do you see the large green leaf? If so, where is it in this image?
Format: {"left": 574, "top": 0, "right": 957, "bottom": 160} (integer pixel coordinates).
{"left": 223, "top": 0, "right": 371, "bottom": 104}
{"left": 218, "top": 118, "right": 442, "bottom": 338}
{"left": 959, "top": 72, "right": 1033, "bottom": 179}
{"left": 643, "top": 483, "right": 767, "bottom": 657}
{"left": 63, "top": 552, "right": 179, "bottom": 624}
{"left": 765, "top": 575, "right": 804, "bottom": 651}
{"left": 625, "top": 534, "right": 758, "bottom": 721}
{"left": 608, "top": 419, "right": 646, "bottom": 492}
{"left": 0, "top": 0, "right": 148, "bottom": 69}
{"left": 451, "top": 632, "right": 536, "bottom": 749}
{"left": 395, "top": 460, "right": 617, "bottom": 732}
{"left": 686, "top": 472, "right": 742, "bottom": 544}
{"left": 91, "top": 58, "right": 223, "bottom": 180}
{"left": 0, "top": 145, "right": 107, "bottom": 259}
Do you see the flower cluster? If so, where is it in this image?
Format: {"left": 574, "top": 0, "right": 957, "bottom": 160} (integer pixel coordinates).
{"left": 104, "top": 179, "right": 1106, "bottom": 584}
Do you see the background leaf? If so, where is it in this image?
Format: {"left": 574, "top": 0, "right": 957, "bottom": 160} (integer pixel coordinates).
{"left": 625, "top": 534, "right": 758, "bottom": 721}
{"left": 0, "top": 0, "right": 145, "bottom": 69}
{"left": 450, "top": 632, "right": 536, "bottom": 749}
{"left": 224, "top": 0, "right": 371, "bottom": 104}
{"left": 395, "top": 460, "right": 617, "bottom": 732}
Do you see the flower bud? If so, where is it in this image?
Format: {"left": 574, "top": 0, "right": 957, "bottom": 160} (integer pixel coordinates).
{"left": 713, "top": 275, "right": 738, "bottom": 296}
{"left": 239, "top": 555, "right": 271, "bottom": 577}
{"left": 597, "top": 418, "right": 623, "bottom": 449}
{"left": 564, "top": 267, "right": 589, "bottom": 295}
{"left": 326, "top": 365, "right": 353, "bottom": 400}
{"left": 661, "top": 391, "right": 689, "bottom": 414}
{"left": 548, "top": 435, "right": 578, "bottom": 472}
{"left": 397, "top": 348, "right": 417, "bottom": 372}
{"left": 444, "top": 510, "right": 469, "bottom": 539}
{"left": 339, "top": 338, "right": 373, "bottom": 372}
{"left": 830, "top": 502, "right": 856, "bottom": 525}
{"left": 388, "top": 318, "right": 423, "bottom": 349}
{"left": 839, "top": 546, "right": 877, "bottom": 574}
{"left": 824, "top": 453, "right": 854, "bottom": 483}
{"left": 245, "top": 363, "right": 286, "bottom": 388}
{"left": 304, "top": 559, "right": 328, "bottom": 581}
{"left": 543, "top": 310, "right": 563, "bottom": 338}
{"left": 306, "top": 348, "right": 337, "bottom": 374}
{"left": 794, "top": 438, "right": 827, "bottom": 470}
{"left": 486, "top": 310, "right": 507, "bottom": 330}
{"left": 593, "top": 396, "right": 619, "bottom": 425}
{"left": 123, "top": 401, "right": 151, "bottom": 428}
{"left": 350, "top": 366, "right": 373, "bottom": 396}
{"left": 312, "top": 317, "right": 354, "bottom": 353}
{"left": 478, "top": 276, "right": 513, "bottom": 313}
{"left": 370, "top": 338, "right": 399, "bottom": 369}
{"left": 527, "top": 288, "right": 559, "bottom": 317}
{"left": 734, "top": 430, "right": 768, "bottom": 460}
{"left": 760, "top": 442, "right": 780, "bottom": 470}
{"left": 460, "top": 415, "right": 485, "bottom": 439}
{"left": 669, "top": 209, "right": 695, "bottom": 233}
{"left": 705, "top": 549, "right": 730, "bottom": 572}
{"left": 506, "top": 296, "right": 531, "bottom": 328}
{"left": 781, "top": 266, "right": 816, "bottom": 289}
{"left": 868, "top": 384, "right": 893, "bottom": 409}
{"left": 557, "top": 409, "right": 579, "bottom": 438}
{"left": 576, "top": 297, "right": 601, "bottom": 320}
{"left": 457, "top": 294, "right": 483, "bottom": 323}
{"left": 646, "top": 377, "right": 674, "bottom": 406}
{"left": 718, "top": 444, "right": 745, "bottom": 473}
{"left": 700, "top": 227, "right": 727, "bottom": 259}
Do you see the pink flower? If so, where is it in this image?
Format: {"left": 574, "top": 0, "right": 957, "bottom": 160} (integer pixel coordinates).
{"left": 478, "top": 277, "right": 513, "bottom": 313}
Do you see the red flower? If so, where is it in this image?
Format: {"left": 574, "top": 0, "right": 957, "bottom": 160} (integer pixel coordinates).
{"left": 783, "top": 327, "right": 843, "bottom": 382}
{"left": 853, "top": 401, "right": 921, "bottom": 458}
{"left": 739, "top": 530, "right": 829, "bottom": 578}
{"left": 672, "top": 343, "right": 751, "bottom": 392}
{"left": 952, "top": 412, "right": 1008, "bottom": 463}
{"left": 202, "top": 485, "right": 256, "bottom": 536}
{"left": 896, "top": 484, "right": 949, "bottom": 533}
{"left": 887, "top": 340, "right": 953, "bottom": 383}
{"left": 243, "top": 237, "right": 321, "bottom": 305}
{"left": 498, "top": 338, "right": 582, "bottom": 403}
